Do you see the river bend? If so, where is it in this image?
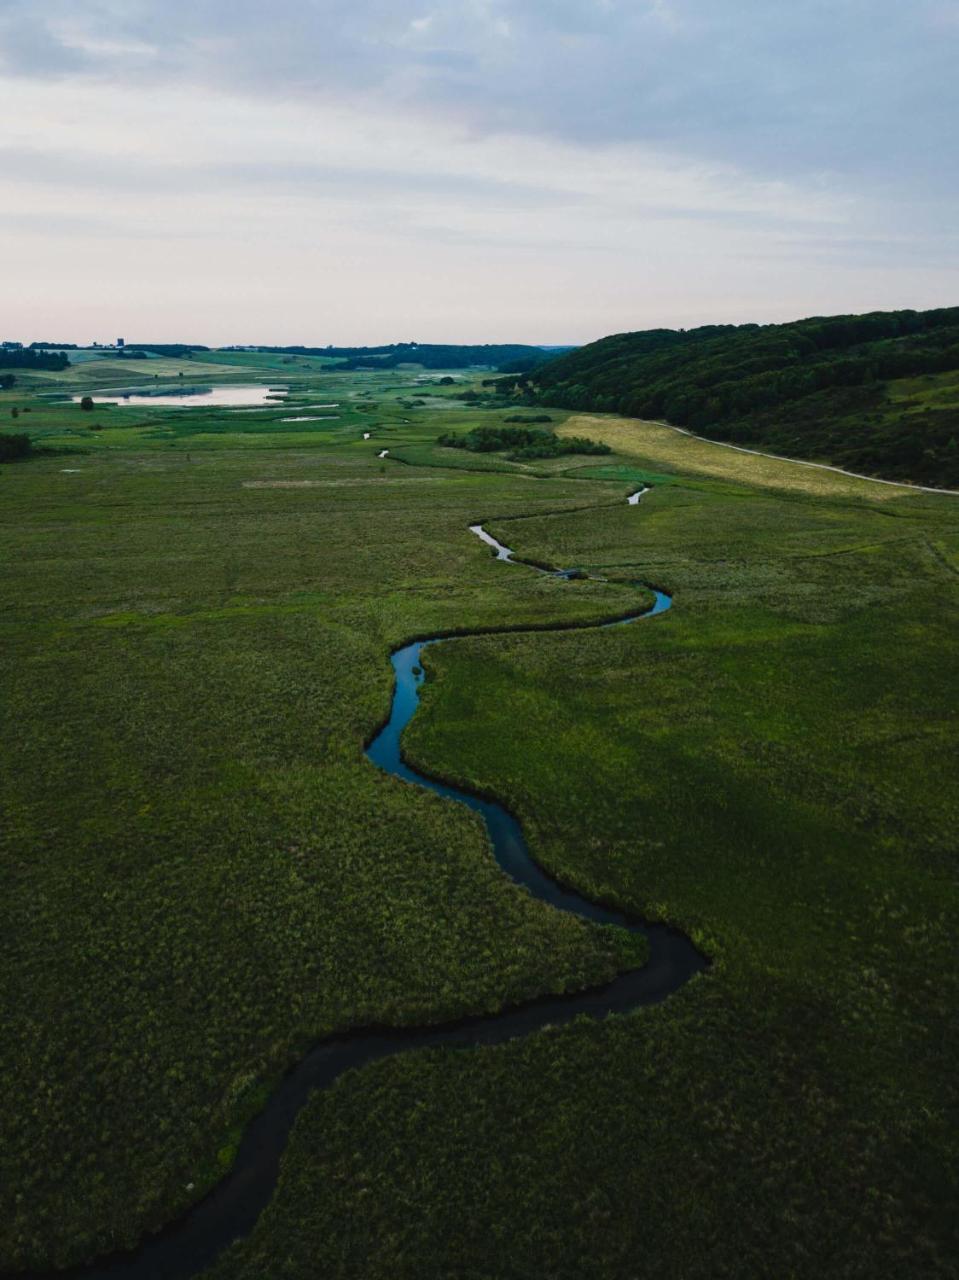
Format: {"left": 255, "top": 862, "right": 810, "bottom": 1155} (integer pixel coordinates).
{"left": 9, "top": 487, "right": 705, "bottom": 1280}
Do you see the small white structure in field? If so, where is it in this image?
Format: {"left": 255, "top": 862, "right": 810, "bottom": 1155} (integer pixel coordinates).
{"left": 363, "top": 432, "right": 371, "bottom": 440}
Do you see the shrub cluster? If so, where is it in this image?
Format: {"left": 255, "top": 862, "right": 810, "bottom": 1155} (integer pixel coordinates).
{"left": 0, "top": 433, "right": 32, "bottom": 462}
{"left": 437, "top": 425, "right": 610, "bottom": 460}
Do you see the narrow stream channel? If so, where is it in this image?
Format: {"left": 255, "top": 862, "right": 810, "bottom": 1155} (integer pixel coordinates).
{"left": 10, "top": 489, "right": 705, "bottom": 1280}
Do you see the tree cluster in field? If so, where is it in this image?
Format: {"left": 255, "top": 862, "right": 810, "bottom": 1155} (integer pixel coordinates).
{"left": 0, "top": 350, "right": 69, "bottom": 372}
{"left": 0, "top": 433, "right": 32, "bottom": 462}
{"left": 525, "top": 306, "right": 959, "bottom": 484}
{"left": 503, "top": 414, "right": 554, "bottom": 424}
{"left": 437, "top": 424, "right": 610, "bottom": 460}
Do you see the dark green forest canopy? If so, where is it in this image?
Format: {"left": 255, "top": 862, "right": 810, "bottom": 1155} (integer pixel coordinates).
{"left": 0, "top": 433, "right": 32, "bottom": 462}
{"left": 252, "top": 343, "right": 561, "bottom": 371}
{"left": 526, "top": 306, "right": 959, "bottom": 487}
{"left": 438, "top": 424, "right": 610, "bottom": 460}
{"left": 0, "top": 349, "right": 69, "bottom": 372}
{"left": 127, "top": 345, "right": 211, "bottom": 357}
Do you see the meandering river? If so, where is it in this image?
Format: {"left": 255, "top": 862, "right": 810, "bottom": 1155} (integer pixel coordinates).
{"left": 10, "top": 489, "right": 705, "bottom": 1280}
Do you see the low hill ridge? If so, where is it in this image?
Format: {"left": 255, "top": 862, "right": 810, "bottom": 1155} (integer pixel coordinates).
{"left": 525, "top": 307, "right": 959, "bottom": 487}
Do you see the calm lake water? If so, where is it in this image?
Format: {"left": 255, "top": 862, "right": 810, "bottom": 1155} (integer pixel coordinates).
{"left": 74, "top": 385, "right": 287, "bottom": 408}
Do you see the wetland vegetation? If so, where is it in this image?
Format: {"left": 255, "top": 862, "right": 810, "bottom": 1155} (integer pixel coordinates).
{"left": 1, "top": 346, "right": 957, "bottom": 1279}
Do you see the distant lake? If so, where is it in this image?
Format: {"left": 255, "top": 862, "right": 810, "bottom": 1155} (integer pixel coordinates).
{"left": 74, "top": 385, "right": 287, "bottom": 408}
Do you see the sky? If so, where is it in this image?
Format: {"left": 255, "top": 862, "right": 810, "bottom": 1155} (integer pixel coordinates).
{"left": 1, "top": 0, "right": 957, "bottom": 346}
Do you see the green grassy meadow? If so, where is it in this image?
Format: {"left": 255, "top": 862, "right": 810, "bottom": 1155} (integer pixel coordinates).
{"left": 2, "top": 355, "right": 957, "bottom": 1277}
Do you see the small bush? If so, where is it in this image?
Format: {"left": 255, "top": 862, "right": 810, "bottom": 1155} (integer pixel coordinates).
{"left": 0, "top": 432, "right": 32, "bottom": 462}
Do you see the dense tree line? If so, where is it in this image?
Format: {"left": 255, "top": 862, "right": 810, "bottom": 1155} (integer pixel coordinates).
{"left": 127, "top": 345, "right": 209, "bottom": 357}
{"left": 527, "top": 307, "right": 959, "bottom": 485}
{"left": 253, "top": 343, "right": 549, "bottom": 370}
{"left": 708, "top": 384, "right": 959, "bottom": 488}
{"left": 0, "top": 350, "right": 69, "bottom": 372}
{"left": 497, "top": 350, "right": 567, "bottom": 375}
{"left": 438, "top": 424, "right": 610, "bottom": 461}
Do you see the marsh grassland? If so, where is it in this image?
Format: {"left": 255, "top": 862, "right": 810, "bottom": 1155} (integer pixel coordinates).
{"left": 1, "top": 354, "right": 957, "bottom": 1278}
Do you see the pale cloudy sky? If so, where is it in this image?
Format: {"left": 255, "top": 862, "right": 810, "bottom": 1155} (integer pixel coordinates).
{"left": 1, "top": 0, "right": 957, "bottom": 345}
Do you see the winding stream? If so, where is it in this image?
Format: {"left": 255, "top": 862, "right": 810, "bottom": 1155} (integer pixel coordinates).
{"left": 11, "top": 488, "right": 705, "bottom": 1280}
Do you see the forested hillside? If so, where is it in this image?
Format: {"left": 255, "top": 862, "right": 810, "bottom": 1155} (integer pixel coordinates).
{"left": 526, "top": 308, "right": 959, "bottom": 487}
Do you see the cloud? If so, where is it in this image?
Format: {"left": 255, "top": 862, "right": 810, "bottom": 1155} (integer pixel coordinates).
{"left": 0, "top": 0, "right": 954, "bottom": 190}
{"left": 0, "top": 78, "right": 851, "bottom": 241}
{"left": 0, "top": 1, "right": 956, "bottom": 343}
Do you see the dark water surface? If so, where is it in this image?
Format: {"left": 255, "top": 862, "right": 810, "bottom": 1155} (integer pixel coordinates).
{"left": 8, "top": 500, "right": 705, "bottom": 1280}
